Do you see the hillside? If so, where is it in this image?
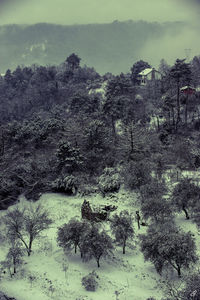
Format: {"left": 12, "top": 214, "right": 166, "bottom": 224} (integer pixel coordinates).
{"left": 0, "top": 21, "right": 186, "bottom": 74}
{"left": 1, "top": 42, "right": 200, "bottom": 300}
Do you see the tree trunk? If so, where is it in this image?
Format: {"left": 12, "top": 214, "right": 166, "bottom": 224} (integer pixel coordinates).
{"left": 75, "top": 244, "right": 77, "bottom": 254}
{"left": 182, "top": 207, "right": 190, "bottom": 220}
{"left": 175, "top": 82, "right": 181, "bottom": 131}
{"left": 97, "top": 258, "right": 100, "bottom": 268}
{"left": 185, "top": 94, "right": 188, "bottom": 126}
{"left": 17, "top": 232, "right": 29, "bottom": 255}
{"left": 156, "top": 116, "right": 160, "bottom": 131}
{"left": 137, "top": 219, "right": 140, "bottom": 230}
{"left": 123, "top": 238, "right": 127, "bottom": 254}
{"left": 177, "top": 266, "right": 181, "bottom": 277}
{"left": 28, "top": 236, "right": 33, "bottom": 256}
{"left": 13, "top": 258, "right": 16, "bottom": 274}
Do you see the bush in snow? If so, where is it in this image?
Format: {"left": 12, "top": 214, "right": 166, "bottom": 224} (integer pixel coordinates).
{"left": 52, "top": 175, "right": 78, "bottom": 195}
{"left": 121, "top": 160, "right": 152, "bottom": 190}
{"left": 82, "top": 271, "right": 99, "bottom": 291}
{"left": 98, "top": 168, "right": 120, "bottom": 196}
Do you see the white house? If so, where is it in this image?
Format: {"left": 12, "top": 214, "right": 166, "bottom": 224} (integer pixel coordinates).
{"left": 138, "top": 68, "right": 161, "bottom": 85}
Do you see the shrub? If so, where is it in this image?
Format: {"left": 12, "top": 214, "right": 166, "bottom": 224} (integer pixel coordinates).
{"left": 122, "top": 160, "right": 152, "bottom": 190}
{"left": 52, "top": 175, "right": 78, "bottom": 194}
{"left": 0, "top": 176, "right": 20, "bottom": 209}
{"left": 98, "top": 168, "right": 120, "bottom": 196}
{"left": 82, "top": 271, "right": 99, "bottom": 291}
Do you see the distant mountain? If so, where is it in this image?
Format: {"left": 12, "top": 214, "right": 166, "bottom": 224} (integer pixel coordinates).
{"left": 0, "top": 21, "right": 187, "bottom": 74}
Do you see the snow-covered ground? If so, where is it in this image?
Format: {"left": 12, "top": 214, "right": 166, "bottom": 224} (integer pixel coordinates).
{"left": 0, "top": 189, "right": 199, "bottom": 300}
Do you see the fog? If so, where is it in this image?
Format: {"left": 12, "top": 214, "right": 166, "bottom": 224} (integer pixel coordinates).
{"left": 0, "top": 0, "right": 198, "bottom": 25}
{"left": 0, "top": 0, "right": 200, "bottom": 69}
{"left": 140, "top": 26, "right": 200, "bottom": 68}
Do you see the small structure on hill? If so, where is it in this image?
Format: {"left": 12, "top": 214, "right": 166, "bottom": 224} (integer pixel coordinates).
{"left": 138, "top": 68, "right": 161, "bottom": 85}
{"left": 180, "top": 85, "right": 196, "bottom": 95}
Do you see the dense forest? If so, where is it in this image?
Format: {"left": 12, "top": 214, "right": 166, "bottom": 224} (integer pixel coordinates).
{"left": 1, "top": 52, "right": 200, "bottom": 299}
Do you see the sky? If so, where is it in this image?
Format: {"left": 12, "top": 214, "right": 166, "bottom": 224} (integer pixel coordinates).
{"left": 0, "top": 0, "right": 199, "bottom": 25}
{"left": 0, "top": 0, "right": 199, "bottom": 71}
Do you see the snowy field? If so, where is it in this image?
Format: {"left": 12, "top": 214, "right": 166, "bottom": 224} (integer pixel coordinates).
{"left": 0, "top": 188, "right": 199, "bottom": 300}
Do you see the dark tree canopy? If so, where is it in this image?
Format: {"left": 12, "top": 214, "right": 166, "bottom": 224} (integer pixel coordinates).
{"left": 140, "top": 223, "right": 197, "bottom": 277}
{"left": 171, "top": 178, "right": 200, "bottom": 220}
{"left": 110, "top": 210, "right": 134, "bottom": 254}
{"left": 66, "top": 53, "right": 81, "bottom": 70}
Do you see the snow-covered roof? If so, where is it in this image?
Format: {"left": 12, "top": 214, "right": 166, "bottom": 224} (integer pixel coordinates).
{"left": 138, "top": 68, "right": 153, "bottom": 76}
{"left": 135, "top": 94, "right": 143, "bottom": 100}
{"left": 180, "top": 85, "right": 196, "bottom": 91}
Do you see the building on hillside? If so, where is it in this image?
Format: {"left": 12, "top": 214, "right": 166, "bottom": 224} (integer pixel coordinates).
{"left": 138, "top": 68, "right": 161, "bottom": 85}
{"left": 180, "top": 85, "right": 196, "bottom": 95}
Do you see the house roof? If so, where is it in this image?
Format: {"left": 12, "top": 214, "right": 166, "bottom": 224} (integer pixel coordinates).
{"left": 138, "top": 68, "right": 153, "bottom": 76}
{"left": 180, "top": 85, "right": 196, "bottom": 91}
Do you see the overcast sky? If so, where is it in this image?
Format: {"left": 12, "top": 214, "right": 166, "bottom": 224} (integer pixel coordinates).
{"left": 0, "top": 0, "right": 199, "bottom": 25}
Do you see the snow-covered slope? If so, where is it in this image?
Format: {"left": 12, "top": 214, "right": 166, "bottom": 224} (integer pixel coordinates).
{"left": 0, "top": 189, "right": 198, "bottom": 300}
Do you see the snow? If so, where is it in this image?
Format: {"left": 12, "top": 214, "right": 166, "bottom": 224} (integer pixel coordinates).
{"left": 0, "top": 188, "right": 199, "bottom": 300}
{"left": 138, "top": 68, "right": 153, "bottom": 76}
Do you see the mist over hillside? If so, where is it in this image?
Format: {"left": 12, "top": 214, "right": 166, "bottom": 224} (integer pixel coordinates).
{"left": 0, "top": 20, "right": 191, "bottom": 74}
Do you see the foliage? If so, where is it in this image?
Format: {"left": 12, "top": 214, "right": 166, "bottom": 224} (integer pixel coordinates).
{"left": 57, "top": 219, "right": 91, "bottom": 254}
{"left": 52, "top": 175, "right": 78, "bottom": 195}
{"left": 5, "top": 241, "right": 24, "bottom": 276}
{"left": 66, "top": 53, "right": 81, "bottom": 70}
{"left": 169, "top": 59, "right": 192, "bottom": 130}
{"left": 139, "top": 178, "right": 167, "bottom": 202}
{"left": 140, "top": 197, "right": 173, "bottom": 224}
{"left": 4, "top": 204, "right": 52, "bottom": 256}
{"left": 122, "top": 160, "right": 152, "bottom": 190}
{"left": 56, "top": 141, "right": 84, "bottom": 174}
{"left": 179, "top": 272, "right": 200, "bottom": 300}
{"left": 81, "top": 271, "right": 99, "bottom": 291}
{"left": 80, "top": 226, "right": 113, "bottom": 267}
{"left": 139, "top": 222, "right": 198, "bottom": 277}
{"left": 110, "top": 210, "right": 134, "bottom": 254}
{"left": 98, "top": 168, "right": 120, "bottom": 195}
{"left": 171, "top": 178, "right": 200, "bottom": 219}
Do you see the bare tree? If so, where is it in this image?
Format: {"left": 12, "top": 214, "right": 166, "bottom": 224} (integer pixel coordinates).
{"left": 6, "top": 241, "right": 24, "bottom": 276}
{"left": 4, "top": 204, "right": 52, "bottom": 256}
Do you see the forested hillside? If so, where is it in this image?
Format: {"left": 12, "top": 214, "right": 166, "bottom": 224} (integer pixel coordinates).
{"left": 1, "top": 53, "right": 200, "bottom": 299}
{"left": 0, "top": 21, "right": 186, "bottom": 74}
